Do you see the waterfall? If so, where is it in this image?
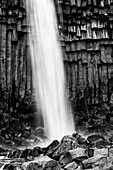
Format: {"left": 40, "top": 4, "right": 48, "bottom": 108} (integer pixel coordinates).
{"left": 26, "top": 0, "right": 75, "bottom": 143}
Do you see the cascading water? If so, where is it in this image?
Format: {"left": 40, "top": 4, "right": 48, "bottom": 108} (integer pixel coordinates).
{"left": 26, "top": 0, "right": 75, "bottom": 143}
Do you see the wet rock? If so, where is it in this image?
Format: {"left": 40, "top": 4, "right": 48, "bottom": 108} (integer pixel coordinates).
{"left": 23, "top": 155, "right": 52, "bottom": 170}
{"left": 94, "top": 148, "right": 108, "bottom": 157}
{"left": 72, "top": 133, "right": 86, "bottom": 145}
{"left": 43, "top": 160, "right": 58, "bottom": 170}
{"left": 29, "top": 147, "right": 43, "bottom": 157}
{"left": 95, "top": 139, "right": 110, "bottom": 148}
{"left": 53, "top": 163, "right": 64, "bottom": 170}
{"left": 59, "top": 152, "right": 73, "bottom": 167}
{"left": 52, "top": 136, "right": 78, "bottom": 160}
{"left": 64, "top": 161, "right": 78, "bottom": 170}
{"left": 61, "top": 135, "right": 77, "bottom": 144}
{"left": 83, "top": 162, "right": 93, "bottom": 169}
{"left": 87, "top": 134, "right": 105, "bottom": 144}
{"left": 69, "top": 148, "right": 87, "bottom": 159}
{"left": 94, "top": 157, "right": 108, "bottom": 169}
{"left": 68, "top": 148, "right": 88, "bottom": 163}
{"left": 83, "top": 155, "right": 106, "bottom": 168}
{"left": 25, "top": 162, "right": 42, "bottom": 170}
{"left": 44, "top": 140, "right": 60, "bottom": 157}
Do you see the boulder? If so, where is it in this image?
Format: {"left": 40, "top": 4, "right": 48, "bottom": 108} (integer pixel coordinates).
{"left": 29, "top": 147, "right": 43, "bottom": 157}
{"left": 43, "top": 160, "right": 58, "bottom": 170}
{"left": 83, "top": 155, "right": 106, "bottom": 168}
{"left": 25, "top": 162, "right": 43, "bottom": 170}
{"left": 94, "top": 157, "right": 108, "bottom": 169}
{"left": 72, "top": 133, "right": 87, "bottom": 145}
{"left": 69, "top": 148, "right": 88, "bottom": 162}
{"left": 61, "top": 135, "right": 78, "bottom": 144}
{"left": 52, "top": 136, "right": 78, "bottom": 160}
{"left": 69, "top": 148, "right": 87, "bottom": 159}
{"left": 22, "top": 155, "right": 52, "bottom": 170}
{"left": 95, "top": 139, "right": 110, "bottom": 148}
{"left": 94, "top": 148, "right": 108, "bottom": 157}
{"left": 59, "top": 152, "right": 73, "bottom": 167}
{"left": 87, "top": 134, "right": 105, "bottom": 144}
{"left": 44, "top": 140, "right": 60, "bottom": 157}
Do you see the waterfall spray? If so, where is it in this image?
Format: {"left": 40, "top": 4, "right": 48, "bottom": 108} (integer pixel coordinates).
{"left": 26, "top": 0, "right": 75, "bottom": 143}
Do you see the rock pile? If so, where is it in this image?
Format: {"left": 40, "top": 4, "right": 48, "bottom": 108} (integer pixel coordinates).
{"left": 1, "top": 132, "right": 113, "bottom": 170}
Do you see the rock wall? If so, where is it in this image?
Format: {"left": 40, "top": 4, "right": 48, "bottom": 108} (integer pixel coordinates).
{"left": 0, "top": 0, "right": 113, "bottom": 110}
{"left": 0, "top": 0, "right": 32, "bottom": 109}
{"left": 55, "top": 0, "right": 113, "bottom": 106}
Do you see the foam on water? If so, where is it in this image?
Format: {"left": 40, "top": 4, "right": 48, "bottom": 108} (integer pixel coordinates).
{"left": 26, "top": 0, "right": 75, "bottom": 143}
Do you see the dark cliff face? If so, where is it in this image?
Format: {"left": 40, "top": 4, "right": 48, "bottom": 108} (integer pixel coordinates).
{"left": 0, "top": 0, "right": 113, "bottom": 109}
{"left": 55, "top": 0, "right": 113, "bottom": 105}
{"left": 0, "top": 0, "right": 32, "bottom": 110}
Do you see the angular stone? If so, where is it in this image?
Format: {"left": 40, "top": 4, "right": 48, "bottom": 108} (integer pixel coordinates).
{"left": 44, "top": 160, "right": 58, "bottom": 170}
{"left": 95, "top": 139, "right": 110, "bottom": 148}
{"left": 44, "top": 140, "right": 60, "bottom": 157}
{"left": 69, "top": 148, "right": 87, "bottom": 159}
{"left": 61, "top": 135, "right": 77, "bottom": 143}
{"left": 83, "top": 155, "right": 106, "bottom": 167}
{"left": 59, "top": 152, "right": 73, "bottom": 167}
{"left": 64, "top": 161, "right": 78, "bottom": 170}
{"left": 53, "top": 164, "right": 64, "bottom": 170}
{"left": 94, "top": 157, "right": 108, "bottom": 169}
{"left": 82, "top": 155, "right": 106, "bottom": 168}
{"left": 52, "top": 136, "right": 78, "bottom": 160}
{"left": 94, "top": 148, "right": 108, "bottom": 157}
{"left": 25, "top": 162, "right": 42, "bottom": 170}
{"left": 29, "top": 148, "right": 42, "bottom": 158}
{"left": 22, "top": 155, "right": 52, "bottom": 170}
{"left": 87, "top": 134, "right": 105, "bottom": 144}
{"left": 72, "top": 133, "right": 87, "bottom": 145}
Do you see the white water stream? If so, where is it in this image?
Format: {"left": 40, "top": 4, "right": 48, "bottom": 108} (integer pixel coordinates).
{"left": 26, "top": 0, "right": 75, "bottom": 143}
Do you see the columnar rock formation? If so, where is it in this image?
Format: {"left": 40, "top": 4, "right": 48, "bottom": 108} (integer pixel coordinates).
{"left": 0, "top": 0, "right": 113, "bottom": 109}
{"left": 55, "top": 0, "right": 113, "bottom": 106}
{"left": 0, "top": 0, "right": 31, "bottom": 110}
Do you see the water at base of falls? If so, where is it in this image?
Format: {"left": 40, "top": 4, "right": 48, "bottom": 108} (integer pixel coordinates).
{"left": 26, "top": 0, "right": 75, "bottom": 143}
